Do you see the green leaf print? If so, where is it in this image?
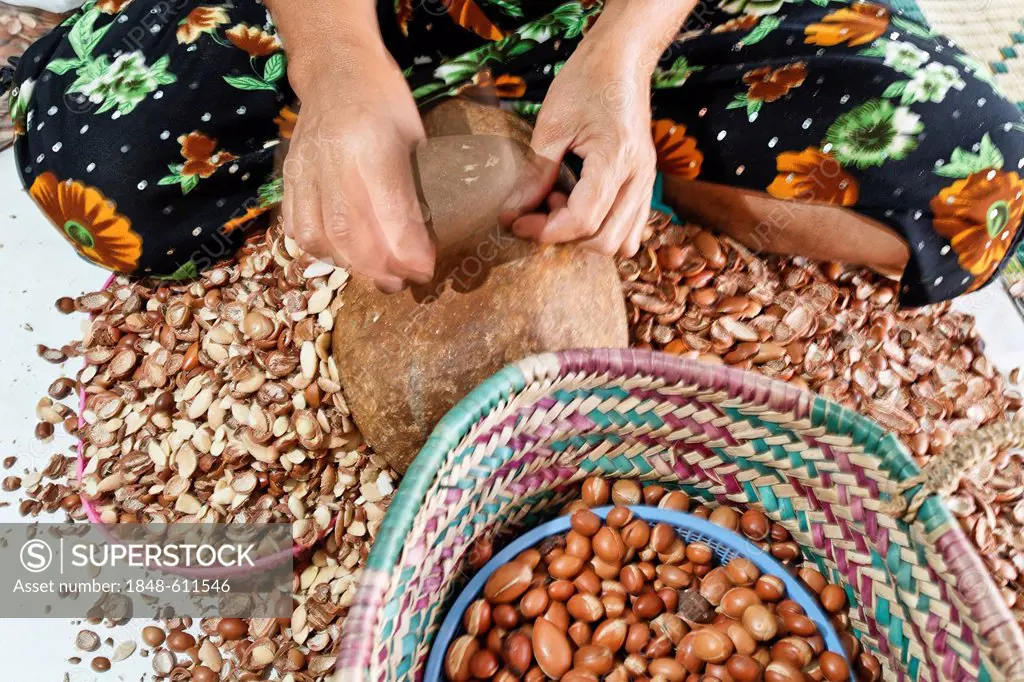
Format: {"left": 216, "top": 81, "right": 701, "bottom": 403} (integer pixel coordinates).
{"left": 69, "top": 51, "right": 177, "bottom": 116}
{"left": 740, "top": 16, "right": 781, "bottom": 47}
{"left": 809, "top": 0, "right": 829, "bottom": 6}
{"left": 652, "top": 57, "right": 703, "bottom": 90}
{"left": 825, "top": 99, "right": 923, "bottom": 169}
{"left": 882, "top": 81, "right": 907, "bottom": 100}
{"left": 258, "top": 177, "right": 284, "bottom": 207}
{"left": 68, "top": 7, "right": 110, "bottom": 61}
{"left": 223, "top": 75, "right": 278, "bottom": 92}
{"left": 158, "top": 260, "right": 200, "bottom": 281}
{"left": 46, "top": 58, "right": 84, "bottom": 76}
{"left": 481, "top": 0, "right": 524, "bottom": 18}
{"left": 934, "top": 134, "right": 1004, "bottom": 178}
{"left": 263, "top": 53, "right": 287, "bottom": 83}
{"left": 892, "top": 16, "right": 934, "bottom": 40}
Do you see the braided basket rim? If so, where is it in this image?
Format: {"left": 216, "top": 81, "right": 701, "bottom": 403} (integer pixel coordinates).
{"left": 336, "top": 349, "right": 1024, "bottom": 682}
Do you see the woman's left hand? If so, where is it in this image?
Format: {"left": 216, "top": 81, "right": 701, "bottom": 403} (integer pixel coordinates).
{"left": 500, "top": 6, "right": 673, "bottom": 257}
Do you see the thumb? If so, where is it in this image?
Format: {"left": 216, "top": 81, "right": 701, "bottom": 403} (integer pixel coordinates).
{"left": 500, "top": 126, "right": 569, "bottom": 226}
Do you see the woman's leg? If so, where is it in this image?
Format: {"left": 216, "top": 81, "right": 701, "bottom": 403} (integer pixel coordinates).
{"left": 10, "top": 0, "right": 294, "bottom": 279}
{"left": 649, "top": 0, "right": 1024, "bottom": 307}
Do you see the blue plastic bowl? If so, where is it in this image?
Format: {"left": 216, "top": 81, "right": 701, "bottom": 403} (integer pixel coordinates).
{"left": 424, "top": 505, "right": 852, "bottom": 682}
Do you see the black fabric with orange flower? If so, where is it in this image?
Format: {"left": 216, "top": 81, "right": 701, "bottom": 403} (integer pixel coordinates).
{"left": 9, "top": 0, "right": 1024, "bottom": 304}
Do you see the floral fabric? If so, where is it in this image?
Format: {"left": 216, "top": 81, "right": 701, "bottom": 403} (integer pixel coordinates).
{"left": 9, "top": 0, "right": 1024, "bottom": 305}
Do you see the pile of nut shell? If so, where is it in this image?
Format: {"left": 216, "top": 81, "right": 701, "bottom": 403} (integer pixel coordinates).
{"left": 444, "top": 477, "right": 881, "bottom": 682}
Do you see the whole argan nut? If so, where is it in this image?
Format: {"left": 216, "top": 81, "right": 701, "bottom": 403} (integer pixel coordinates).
{"left": 581, "top": 477, "right": 610, "bottom": 506}
{"left": 819, "top": 651, "right": 851, "bottom": 682}
{"left": 464, "top": 599, "right": 492, "bottom": 636}
{"left": 742, "top": 605, "right": 778, "bottom": 641}
{"left": 593, "top": 527, "right": 625, "bottom": 563}
{"left": 445, "top": 635, "right": 479, "bottom": 682}
{"left": 611, "top": 480, "right": 642, "bottom": 506}
{"left": 548, "top": 580, "right": 576, "bottom": 602}
{"left": 562, "top": 671, "right": 598, "bottom": 682}
{"left": 721, "top": 587, "right": 762, "bottom": 619}
{"left": 605, "top": 506, "right": 633, "bottom": 529}
{"left": 676, "top": 632, "right": 702, "bottom": 673}
{"left": 765, "top": 660, "right": 803, "bottom": 682}
{"left": 574, "top": 645, "right": 614, "bottom": 675}
{"left": 771, "top": 637, "right": 813, "bottom": 668}
{"left": 141, "top": 626, "right": 166, "bottom": 647}
{"left": 798, "top": 567, "right": 827, "bottom": 594}
{"left": 470, "top": 649, "right": 501, "bottom": 679}
{"left": 755, "top": 575, "right": 786, "bottom": 602}
{"left": 574, "top": 569, "right": 601, "bottom": 595}
{"left": 593, "top": 619, "right": 628, "bottom": 652}
{"left": 493, "top": 604, "right": 520, "bottom": 630}
{"left": 166, "top": 630, "right": 195, "bottom": 652}
{"left": 545, "top": 602, "right": 571, "bottom": 631}
{"left": 503, "top": 632, "right": 532, "bottom": 676}
{"left": 725, "top": 622, "right": 757, "bottom": 656}
{"left": 570, "top": 510, "right": 602, "bottom": 537}
{"left": 658, "top": 491, "right": 690, "bottom": 511}
{"left": 783, "top": 613, "right": 817, "bottom": 637}
{"left": 520, "top": 587, "right": 550, "bottom": 619}
{"left": 740, "top": 510, "right": 770, "bottom": 541}
{"left": 648, "top": 657, "right": 686, "bottom": 682}
{"left": 709, "top": 506, "right": 739, "bottom": 531}
{"left": 692, "top": 628, "right": 734, "bottom": 663}
{"left": 727, "top": 655, "right": 764, "bottom": 682}
{"left": 484, "top": 561, "right": 533, "bottom": 604}
{"left": 532, "top": 618, "right": 572, "bottom": 679}
{"left": 632, "top": 592, "right": 665, "bottom": 619}
{"left": 568, "top": 621, "right": 592, "bottom": 647}
{"left": 621, "top": 520, "right": 651, "bottom": 550}
{"left": 650, "top": 523, "right": 676, "bottom": 553}
{"left": 820, "top": 584, "right": 847, "bottom": 613}
{"left": 725, "top": 557, "right": 760, "bottom": 586}
{"left": 698, "top": 567, "right": 732, "bottom": 606}
{"left": 549, "top": 554, "right": 586, "bottom": 580}
{"left": 567, "top": 594, "right": 604, "bottom": 623}
{"left": 625, "top": 622, "right": 651, "bottom": 654}
{"left": 685, "top": 542, "right": 713, "bottom": 565}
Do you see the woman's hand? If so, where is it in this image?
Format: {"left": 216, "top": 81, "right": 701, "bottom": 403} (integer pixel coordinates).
{"left": 280, "top": 43, "right": 435, "bottom": 292}
{"left": 500, "top": 0, "right": 691, "bottom": 257}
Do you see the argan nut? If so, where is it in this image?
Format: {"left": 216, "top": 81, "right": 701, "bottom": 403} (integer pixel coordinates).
{"left": 570, "top": 510, "right": 602, "bottom": 537}
{"left": 765, "top": 660, "right": 804, "bottom": 682}
{"left": 605, "top": 506, "right": 633, "bottom": 529}
{"left": 709, "top": 506, "right": 740, "bottom": 531}
{"left": 857, "top": 652, "right": 882, "bottom": 682}
{"left": 568, "top": 622, "right": 592, "bottom": 647}
{"left": 574, "top": 569, "right": 601, "bottom": 595}
{"left": 692, "top": 628, "right": 734, "bottom": 663}
{"left": 470, "top": 649, "right": 501, "bottom": 679}
{"left": 601, "top": 592, "right": 627, "bottom": 618}
{"left": 592, "top": 619, "right": 628, "bottom": 652}
{"left": 740, "top": 510, "right": 770, "bottom": 541}
{"left": 725, "top": 557, "right": 761, "bottom": 586}
{"left": 650, "top": 523, "right": 676, "bottom": 553}
{"left": 755, "top": 575, "right": 786, "bottom": 602}
{"left": 548, "top": 580, "right": 576, "bottom": 602}
{"left": 565, "top": 531, "right": 592, "bottom": 560}
{"left": 625, "top": 622, "right": 651, "bottom": 654}
{"left": 549, "top": 554, "right": 586, "bottom": 580}
{"left": 725, "top": 622, "right": 757, "bottom": 656}
{"left": 620, "top": 564, "right": 646, "bottom": 594}
{"left": 503, "top": 632, "right": 532, "bottom": 675}
{"left": 771, "top": 637, "right": 813, "bottom": 669}
{"left": 464, "top": 599, "right": 492, "bottom": 636}
{"left": 676, "top": 632, "right": 702, "bottom": 673}
{"left": 574, "top": 645, "right": 614, "bottom": 675}
{"left": 648, "top": 657, "right": 686, "bottom": 682}
{"left": 698, "top": 567, "right": 732, "bottom": 606}
{"left": 798, "top": 567, "right": 827, "bottom": 594}
{"left": 484, "top": 561, "right": 534, "bottom": 603}
{"left": 657, "top": 587, "right": 679, "bottom": 613}
{"left": 656, "top": 564, "right": 691, "bottom": 589}
{"left": 445, "top": 635, "right": 479, "bottom": 681}
{"left": 593, "top": 527, "right": 625, "bottom": 563}
{"left": 621, "top": 520, "right": 651, "bottom": 550}
{"left": 91, "top": 657, "right": 111, "bottom": 673}
{"left": 141, "top": 626, "right": 166, "bottom": 647}
{"left": 727, "top": 654, "right": 764, "bottom": 682}
{"left": 493, "top": 604, "right": 520, "bottom": 630}
{"left": 545, "top": 602, "right": 571, "bottom": 631}
{"left": 611, "top": 480, "right": 642, "bottom": 506}
{"left": 567, "top": 594, "right": 605, "bottom": 623}
{"left": 166, "top": 630, "right": 195, "bottom": 652}
{"left": 581, "top": 477, "right": 611, "bottom": 506}
{"left": 783, "top": 613, "right": 817, "bottom": 637}
{"left": 632, "top": 592, "right": 665, "bottom": 619}
{"left": 721, "top": 587, "right": 762, "bottom": 619}
{"left": 532, "top": 618, "right": 572, "bottom": 679}
{"left": 562, "top": 671, "right": 598, "bottom": 682}
{"left": 658, "top": 491, "right": 690, "bottom": 511}
{"left": 820, "top": 584, "right": 847, "bottom": 613}
{"left": 770, "top": 541, "right": 801, "bottom": 562}
{"left": 742, "top": 605, "right": 778, "bottom": 641}
{"left": 685, "top": 542, "right": 713, "bottom": 565}
{"left": 642, "top": 485, "right": 666, "bottom": 505}
{"left": 192, "top": 666, "right": 218, "bottom": 682}
{"left": 819, "top": 651, "right": 851, "bottom": 682}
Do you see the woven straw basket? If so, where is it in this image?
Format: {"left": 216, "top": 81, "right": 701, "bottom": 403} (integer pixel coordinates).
{"left": 335, "top": 349, "right": 1024, "bottom": 682}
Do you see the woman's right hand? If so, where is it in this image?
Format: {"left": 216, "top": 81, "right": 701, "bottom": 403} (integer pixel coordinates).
{"left": 281, "top": 47, "right": 435, "bottom": 292}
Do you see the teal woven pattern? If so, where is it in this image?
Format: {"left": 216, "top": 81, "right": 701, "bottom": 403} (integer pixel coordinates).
{"left": 337, "top": 351, "right": 1024, "bottom": 682}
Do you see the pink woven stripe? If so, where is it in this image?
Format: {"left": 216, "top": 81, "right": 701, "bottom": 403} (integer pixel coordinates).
{"left": 336, "top": 570, "right": 391, "bottom": 672}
